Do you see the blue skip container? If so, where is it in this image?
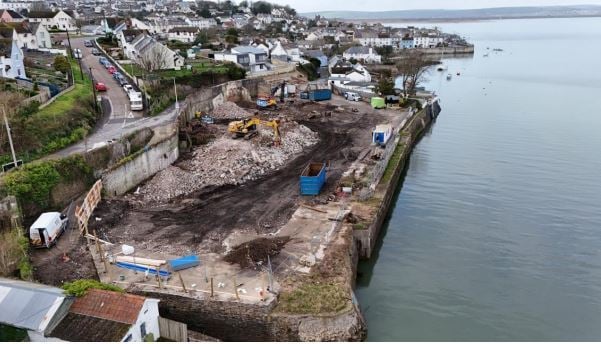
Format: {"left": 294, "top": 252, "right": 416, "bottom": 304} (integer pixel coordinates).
{"left": 300, "top": 162, "right": 327, "bottom": 196}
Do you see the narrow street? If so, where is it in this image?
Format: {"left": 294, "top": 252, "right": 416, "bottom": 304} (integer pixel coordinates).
{"left": 46, "top": 36, "right": 180, "bottom": 158}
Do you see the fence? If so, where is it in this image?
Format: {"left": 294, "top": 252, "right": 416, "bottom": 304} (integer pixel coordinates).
{"left": 158, "top": 317, "right": 187, "bottom": 342}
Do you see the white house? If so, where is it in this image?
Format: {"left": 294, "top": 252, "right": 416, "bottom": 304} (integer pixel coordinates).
{"left": 185, "top": 17, "right": 216, "bottom": 29}
{"left": 49, "top": 289, "right": 161, "bottom": 342}
{"left": 167, "top": 26, "right": 199, "bottom": 43}
{"left": 414, "top": 35, "right": 443, "bottom": 48}
{"left": 0, "top": 34, "right": 26, "bottom": 79}
{"left": 214, "top": 45, "right": 268, "bottom": 73}
{"left": 343, "top": 46, "right": 382, "bottom": 63}
{"left": 2, "top": 22, "right": 51, "bottom": 50}
{"left": 129, "top": 33, "right": 184, "bottom": 70}
{"left": 27, "top": 10, "right": 76, "bottom": 31}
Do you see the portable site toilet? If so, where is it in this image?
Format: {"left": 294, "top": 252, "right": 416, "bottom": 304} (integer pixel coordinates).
{"left": 371, "top": 97, "right": 386, "bottom": 109}
{"left": 29, "top": 212, "right": 68, "bottom": 248}
{"left": 372, "top": 124, "right": 393, "bottom": 146}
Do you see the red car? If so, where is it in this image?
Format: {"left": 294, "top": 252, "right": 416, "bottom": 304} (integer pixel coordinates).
{"left": 107, "top": 66, "right": 116, "bottom": 74}
{"left": 95, "top": 82, "right": 107, "bottom": 92}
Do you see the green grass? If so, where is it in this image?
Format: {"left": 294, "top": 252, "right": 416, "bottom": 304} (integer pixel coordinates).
{"left": 276, "top": 282, "right": 349, "bottom": 315}
{"left": 379, "top": 140, "right": 406, "bottom": 185}
{"left": 0, "top": 324, "right": 28, "bottom": 341}
{"left": 37, "top": 61, "right": 92, "bottom": 112}
{"left": 128, "top": 61, "right": 229, "bottom": 79}
{"left": 0, "top": 61, "right": 96, "bottom": 164}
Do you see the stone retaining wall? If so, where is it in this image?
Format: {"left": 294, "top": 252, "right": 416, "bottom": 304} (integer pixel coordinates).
{"left": 354, "top": 101, "right": 441, "bottom": 259}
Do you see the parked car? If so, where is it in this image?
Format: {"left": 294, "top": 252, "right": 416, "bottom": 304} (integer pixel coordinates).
{"left": 84, "top": 40, "right": 93, "bottom": 47}
{"left": 91, "top": 48, "right": 101, "bottom": 55}
{"left": 73, "top": 48, "right": 82, "bottom": 59}
{"left": 123, "top": 84, "right": 133, "bottom": 94}
{"left": 116, "top": 75, "right": 128, "bottom": 86}
{"left": 95, "top": 82, "right": 107, "bottom": 92}
{"left": 112, "top": 71, "right": 122, "bottom": 79}
{"left": 99, "top": 57, "right": 108, "bottom": 65}
{"left": 107, "top": 66, "right": 116, "bottom": 74}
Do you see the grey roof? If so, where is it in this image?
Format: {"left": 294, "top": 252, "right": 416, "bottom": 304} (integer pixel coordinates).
{"left": 0, "top": 278, "right": 66, "bottom": 332}
{"left": 345, "top": 46, "right": 371, "bottom": 55}
{"left": 232, "top": 45, "right": 265, "bottom": 55}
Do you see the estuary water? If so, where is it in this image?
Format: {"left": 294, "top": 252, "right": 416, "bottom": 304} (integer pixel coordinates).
{"left": 356, "top": 17, "right": 601, "bottom": 341}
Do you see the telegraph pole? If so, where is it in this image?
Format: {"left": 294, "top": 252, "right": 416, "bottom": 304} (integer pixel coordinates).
{"left": 173, "top": 77, "right": 179, "bottom": 109}
{"left": 2, "top": 107, "right": 19, "bottom": 169}
{"left": 89, "top": 67, "right": 98, "bottom": 113}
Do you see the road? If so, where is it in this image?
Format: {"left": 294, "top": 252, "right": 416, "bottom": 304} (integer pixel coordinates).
{"left": 46, "top": 36, "right": 180, "bottom": 158}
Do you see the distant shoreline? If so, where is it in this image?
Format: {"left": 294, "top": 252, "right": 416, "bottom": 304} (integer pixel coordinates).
{"left": 340, "top": 14, "right": 601, "bottom": 23}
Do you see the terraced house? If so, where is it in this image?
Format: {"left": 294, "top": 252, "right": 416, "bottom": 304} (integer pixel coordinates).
{"left": 27, "top": 10, "right": 76, "bottom": 31}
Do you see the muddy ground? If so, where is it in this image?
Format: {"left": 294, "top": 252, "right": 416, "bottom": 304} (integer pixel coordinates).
{"left": 90, "top": 101, "right": 387, "bottom": 258}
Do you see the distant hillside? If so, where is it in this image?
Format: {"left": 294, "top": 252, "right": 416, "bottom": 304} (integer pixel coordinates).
{"left": 300, "top": 5, "right": 601, "bottom": 20}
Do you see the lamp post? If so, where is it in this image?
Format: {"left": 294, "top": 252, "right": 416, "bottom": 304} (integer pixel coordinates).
{"left": 173, "top": 77, "right": 179, "bottom": 110}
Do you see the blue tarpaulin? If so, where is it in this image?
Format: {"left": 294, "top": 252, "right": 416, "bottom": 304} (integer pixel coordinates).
{"left": 168, "top": 255, "right": 200, "bottom": 271}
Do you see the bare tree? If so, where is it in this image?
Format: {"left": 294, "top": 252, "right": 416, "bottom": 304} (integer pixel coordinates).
{"left": 137, "top": 44, "right": 171, "bottom": 72}
{"left": 396, "top": 50, "right": 430, "bottom": 98}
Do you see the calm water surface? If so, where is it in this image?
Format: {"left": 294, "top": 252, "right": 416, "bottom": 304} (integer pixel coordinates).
{"left": 356, "top": 17, "right": 601, "bottom": 341}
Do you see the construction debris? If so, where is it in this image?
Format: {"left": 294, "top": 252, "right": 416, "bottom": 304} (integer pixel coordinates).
{"left": 224, "top": 236, "right": 290, "bottom": 270}
{"left": 137, "top": 121, "right": 319, "bottom": 203}
{"left": 212, "top": 101, "right": 252, "bottom": 119}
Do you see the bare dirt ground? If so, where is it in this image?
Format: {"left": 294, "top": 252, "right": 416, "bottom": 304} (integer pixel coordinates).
{"left": 90, "top": 100, "right": 388, "bottom": 258}
{"left": 30, "top": 201, "right": 99, "bottom": 286}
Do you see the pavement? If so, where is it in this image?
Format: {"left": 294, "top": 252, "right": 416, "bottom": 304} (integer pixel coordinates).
{"left": 46, "top": 36, "right": 180, "bottom": 159}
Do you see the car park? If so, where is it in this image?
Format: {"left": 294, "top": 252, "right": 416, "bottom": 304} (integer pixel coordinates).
{"left": 95, "top": 82, "right": 107, "bottom": 92}
{"left": 84, "top": 40, "right": 93, "bottom": 47}
{"left": 99, "top": 57, "right": 108, "bottom": 66}
{"left": 91, "top": 48, "right": 101, "bottom": 55}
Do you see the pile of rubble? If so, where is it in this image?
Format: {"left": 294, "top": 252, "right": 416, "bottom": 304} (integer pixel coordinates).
{"left": 138, "top": 121, "right": 319, "bottom": 203}
{"left": 212, "top": 101, "right": 252, "bottom": 119}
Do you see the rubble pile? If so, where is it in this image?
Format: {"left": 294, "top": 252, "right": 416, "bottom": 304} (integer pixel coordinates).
{"left": 212, "top": 101, "right": 252, "bottom": 119}
{"left": 138, "top": 121, "right": 319, "bottom": 203}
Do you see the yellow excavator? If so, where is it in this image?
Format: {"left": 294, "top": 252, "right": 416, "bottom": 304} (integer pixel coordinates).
{"left": 228, "top": 118, "right": 281, "bottom": 144}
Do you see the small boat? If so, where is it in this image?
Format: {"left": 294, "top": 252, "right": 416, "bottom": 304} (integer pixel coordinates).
{"left": 483, "top": 53, "right": 489, "bottom": 57}
{"left": 456, "top": 72, "right": 460, "bottom": 76}
{"left": 446, "top": 74, "right": 452, "bottom": 80}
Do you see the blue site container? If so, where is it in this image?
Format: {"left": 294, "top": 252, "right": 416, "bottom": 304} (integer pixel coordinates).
{"left": 300, "top": 162, "right": 327, "bottom": 195}
{"left": 309, "top": 89, "right": 332, "bottom": 101}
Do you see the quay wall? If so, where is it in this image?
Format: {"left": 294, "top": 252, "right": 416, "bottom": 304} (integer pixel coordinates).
{"left": 354, "top": 101, "right": 441, "bottom": 259}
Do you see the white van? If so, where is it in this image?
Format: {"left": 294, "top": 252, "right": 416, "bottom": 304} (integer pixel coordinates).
{"left": 29, "top": 212, "right": 68, "bottom": 248}
{"left": 345, "top": 92, "right": 362, "bottom": 101}
{"left": 128, "top": 91, "right": 143, "bottom": 111}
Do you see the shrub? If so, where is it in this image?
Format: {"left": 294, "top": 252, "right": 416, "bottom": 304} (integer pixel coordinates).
{"left": 62, "top": 279, "right": 124, "bottom": 297}
{"left": 53, "top": 55, "right": 70, "bottom": 74}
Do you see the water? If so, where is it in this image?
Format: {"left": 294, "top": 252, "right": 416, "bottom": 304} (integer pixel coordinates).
{"left": 356, "top": 17, "right": 601, "bottom": 341}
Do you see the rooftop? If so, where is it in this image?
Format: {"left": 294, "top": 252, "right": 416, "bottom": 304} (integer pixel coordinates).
{"left": 69, "top": 289, "right": 145, "bottom": 324}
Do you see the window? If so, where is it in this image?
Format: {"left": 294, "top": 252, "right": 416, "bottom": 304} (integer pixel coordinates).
{"left": 124, "top": 334, "right": 132, "bottom": 342}
{"left": 140, "top": 322, "right": 146, "bottom": 338}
